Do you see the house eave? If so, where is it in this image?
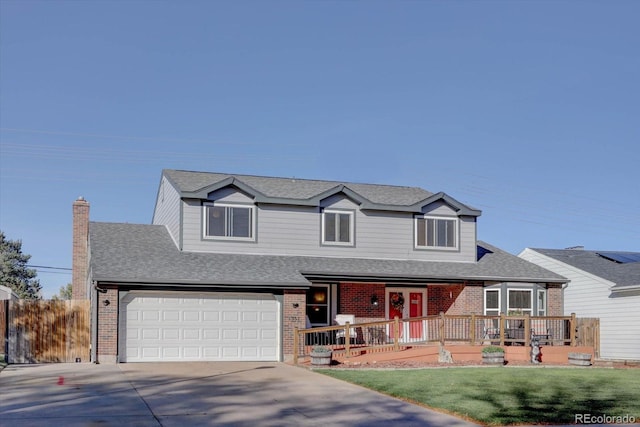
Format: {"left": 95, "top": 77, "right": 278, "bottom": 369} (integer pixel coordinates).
{"left": 300, "top": 271, "right": 566, "bottom": 285}
{"left": 93, "top": 278, "right": 311, "bottom": 290}
{"left": 610, "top": 284, "right": 640, "bottom": 293}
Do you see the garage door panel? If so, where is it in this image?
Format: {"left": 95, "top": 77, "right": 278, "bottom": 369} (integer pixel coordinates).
{"left": 142, "top": 328, "right": 160, "bottom": 340}
{"left": 203, "top": 311, "right": 220, "bottom": 321}
{"left": 163, "top": 329, "right": 179, "bottom": 340}
{"left": 120, "top": 292, "right": 279, "bottom": 362}
{"left": 163, "top": 347, "right": 180, "bottom": 358}
{"left": 203, "top": 329, "right": 220, "bottom": 340}
{"left": 163, "top": 310, "right": 180, "bottom": 321}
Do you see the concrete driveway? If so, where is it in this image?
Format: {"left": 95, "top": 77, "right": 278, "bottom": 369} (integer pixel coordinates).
{"left": 0, "top": 362, "right": 478, "bottom": 426}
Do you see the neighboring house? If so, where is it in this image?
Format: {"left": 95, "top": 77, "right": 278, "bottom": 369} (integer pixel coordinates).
{"left": 0, "top": 285, "right": 19, "bottom": 301}
{"left": 519, "top": 247, "right": 640, "bottom": 361}
{"left": 73, "top": 169, "right": 567, "bottom": 363}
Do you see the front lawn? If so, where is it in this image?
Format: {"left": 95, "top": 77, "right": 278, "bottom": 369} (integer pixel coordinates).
{"left": 319, "top": 367, "right": 640, "bottom": 425}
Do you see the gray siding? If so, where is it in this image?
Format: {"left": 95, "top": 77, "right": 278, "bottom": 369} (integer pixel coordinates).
{"left": 181, "top": 191, "right": 476, "bottom": 262}
{"left": 152, "top": 177, "right": 182, "bottom": 248}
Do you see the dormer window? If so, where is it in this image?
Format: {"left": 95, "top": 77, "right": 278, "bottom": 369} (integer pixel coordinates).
{"left": 204, "top": 203, "right": 255, "bottom": 241}
{"left": 322, "top": 209, "right": 354, "bottom": 246}
{"left": 415, "top": 216, "right": 458, "bottom": 249}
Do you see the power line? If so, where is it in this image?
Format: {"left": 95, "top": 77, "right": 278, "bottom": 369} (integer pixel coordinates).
{"left": 27, "top": 265, "right": 72, "bottom": 271}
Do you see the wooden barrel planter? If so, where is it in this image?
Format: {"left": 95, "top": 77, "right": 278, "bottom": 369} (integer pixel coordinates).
{"left": 482, "top": 347, "right": 505, "bottom": 365}
{"left": 310, "top": 347, "right": 332, "bottom": 366}
{"left": 568, "top": 352, "right": 592, "bottom": 366}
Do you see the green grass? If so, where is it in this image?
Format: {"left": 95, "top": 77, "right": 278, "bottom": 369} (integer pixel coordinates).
{"left": 318, "top": 367, "right": 640, "bottom": 425}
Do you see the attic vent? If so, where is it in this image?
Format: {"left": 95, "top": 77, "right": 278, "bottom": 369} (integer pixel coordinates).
{"left": 596, "top": 251, "right": 640, "bottom": 264}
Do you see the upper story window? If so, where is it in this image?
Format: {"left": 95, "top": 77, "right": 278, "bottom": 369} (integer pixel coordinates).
{"left": 204, "top": 203, "right": 255, "bottom": 241}
{"left": 415, "top": 216, "right": 458, "bottom": 249}
{"left": 322, "top": 209, "right": 354, "bottom": 246}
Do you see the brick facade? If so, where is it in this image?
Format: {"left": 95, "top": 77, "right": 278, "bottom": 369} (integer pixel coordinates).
{"left": 547, "top": 284, "right": 563, "bottom": 316}
{"left": 337, "top": 282, "right": 487, "bottom": 320}
{"left": 72, "top": 197, "right": 90, "bottom": 300}
{"left": 282, "top": 290, "right": 306, "bottom": 360}
{"left": 97, "top": 287, "right": 118, "bottom": 363}
{"left": 338, "top": 282, "right": 386, "bottom": 320}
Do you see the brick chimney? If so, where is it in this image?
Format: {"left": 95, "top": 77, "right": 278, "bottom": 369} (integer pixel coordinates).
{"left": 72, "top": 197, "right": 90, "bottom": 300}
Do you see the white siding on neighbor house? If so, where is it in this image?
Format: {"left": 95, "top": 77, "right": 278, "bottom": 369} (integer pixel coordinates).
{"left": 152, "top": 177, "right": 182, "bottom": 248}
{"left": 181, "top": 191, "right": 477, "bottom": 262}
{"left": 519, "top": 248, "right": 640, "bottom": 361}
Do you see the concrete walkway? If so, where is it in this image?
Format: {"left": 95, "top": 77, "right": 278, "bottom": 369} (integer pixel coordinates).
{"left": 0, "top": 362, "right": 478, "bottom": 426}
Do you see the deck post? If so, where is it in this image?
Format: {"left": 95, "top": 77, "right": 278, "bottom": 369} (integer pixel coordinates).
{"left": 345, "top": 322, "right": 351, "bottom": 358}
{"left": 499, "top": 314, "right": 505, "bottom": 346}
{"left": 524, "top": 313, "right": 531, "bottom": 347}
{"left": 570, "top": 313, "right": 576, "bottom": 346}
{"left": 439, "top": 312, "right": 445, "bottom": 345}
{"left": 293, "top": 327, "right": 299, "bottom": 365}
{"left": 393, "top": 316, "right": 400, "bottom": 352}
{"left": 470, "top": 313, "right": 476, "bottom": 344}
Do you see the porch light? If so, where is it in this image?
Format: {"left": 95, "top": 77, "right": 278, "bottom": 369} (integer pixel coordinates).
{"left": 371, "top": 294, "right": 379, "bottom": 307}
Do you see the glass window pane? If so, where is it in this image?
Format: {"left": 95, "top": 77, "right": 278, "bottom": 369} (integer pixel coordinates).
{"left": 486, "top": 290, "right": 499, "bottom": 309}
{"left": 338, "top": 213, "right": 350, "bottom": 242}
{"left": 306, "top": 288, "right": 328, "bottom": 305}
{"left": 445, "top": 220, "right": 455, "bottom": 247}
{"left": 230, "top": 207, "right": 251, "bottom": 237}
{"left": 509, "top": 290, "right": 532, "bottom": 310}
{"left": 538, "top": 290, "right": 546, "bottom": 316}
{"left": 426, "top": 218, "right": 435, "bottom": 246}
{"left": 436, "top": 219, "right": 448, "bottom": 246}
{"left": 307, "top": 306, "right": 328, "bottom": 325}
{"left": 208, "top": 206, "right": 226, "bottom": 236}
{"left": 324, "top": 213, "right": 336, "bottom": 242}
{"left": 416, "top": 218, "right": 426, "bottom": 246}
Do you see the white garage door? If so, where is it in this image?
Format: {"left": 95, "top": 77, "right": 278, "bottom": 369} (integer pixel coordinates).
{"left": 120, "top": 292, "right": 280, "bottom": 362}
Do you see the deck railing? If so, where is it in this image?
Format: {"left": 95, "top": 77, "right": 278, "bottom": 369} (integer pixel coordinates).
{"left": 293, "top": 313, "right": 587, "bottom": 364}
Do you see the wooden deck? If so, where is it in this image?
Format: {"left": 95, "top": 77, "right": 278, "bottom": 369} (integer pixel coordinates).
{"left": 325, "top": 344, "right": 596, "bottom": 366}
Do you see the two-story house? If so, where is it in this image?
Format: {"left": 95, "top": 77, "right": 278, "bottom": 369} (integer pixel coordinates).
{"left": 73, "top": 169, "right": 567, "bottom": 363}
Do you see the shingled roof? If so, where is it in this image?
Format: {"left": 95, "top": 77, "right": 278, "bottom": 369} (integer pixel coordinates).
{"left": 529, "top": 248, "right": 640, "bottom": 290}
{"left": 89, "top": 222, "right": 566, "bottom": 287}
{"left": 162, "top": 169, "right": 481, "bottom": 215}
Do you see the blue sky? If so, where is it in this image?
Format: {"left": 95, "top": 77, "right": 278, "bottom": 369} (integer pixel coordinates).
{"left": 1, "top": 0, "right": 638, "bottom": 298}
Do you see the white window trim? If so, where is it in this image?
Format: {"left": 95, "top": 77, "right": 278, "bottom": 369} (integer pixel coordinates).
{"left": 414, "top": 215, "right": 459, "bottom": 250}
{"left": 484, "top": 288, "right": 501, "bottom": 315}
{"left": 203, "top": 202, "right": 256, "bottom": 242}
{"left": 537, "top": 289, "right": 547, "bottom": 316}
{"left": 507, "top": 288, "right": 533, "bottom": 314}
{"left": 321, "top": 209, "right": 355, "bottom": 246}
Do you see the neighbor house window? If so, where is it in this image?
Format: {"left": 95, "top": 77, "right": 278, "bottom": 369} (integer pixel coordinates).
{"left": 204, "top": 203, "right": 255, "bottom": 240}
{"left": 415, "top": 216, "right": 457, "bottom": 249}
{"left": 484, "top": 289, "right": 500, "bottom": 316}
{"left": 507, "top": 289, "right": 533, "bottom": 315}
{"left": 322, "top": 210, "right": 354, "bottom": 245}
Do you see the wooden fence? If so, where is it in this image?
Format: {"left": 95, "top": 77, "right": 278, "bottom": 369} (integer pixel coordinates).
{"left": 575, "top": 317, "right": 600, "bottom": 358}
{"left": 294, "top": 313, "right": 600, "bottom": 364}
{"left": 1, "top": 300, "right": 90, "bottom": 364}
{"left": 0, "top": 300, "right": 7, "bottom": 359}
